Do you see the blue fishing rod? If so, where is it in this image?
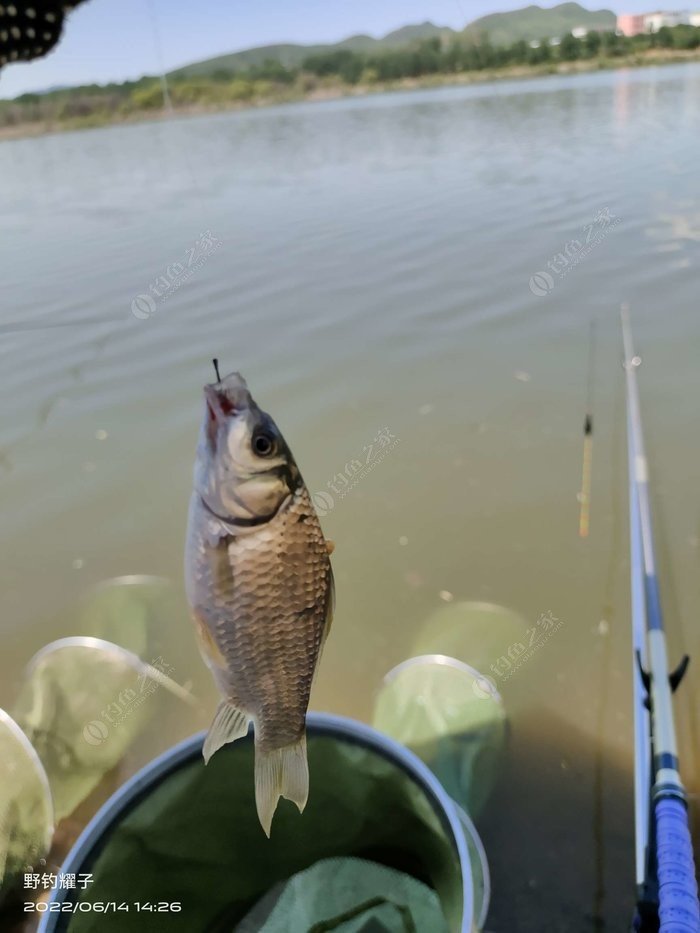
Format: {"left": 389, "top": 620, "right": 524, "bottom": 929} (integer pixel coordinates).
{"left": 622, "top": 305, "right": 700, "bottom": 933}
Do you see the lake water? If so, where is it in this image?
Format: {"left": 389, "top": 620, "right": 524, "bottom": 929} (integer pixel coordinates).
{"left": 1, "top": 63, "right": 699, "bottom": 931}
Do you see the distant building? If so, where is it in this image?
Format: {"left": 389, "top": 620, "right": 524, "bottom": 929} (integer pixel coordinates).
{"left": 572, "top": 26, "right": 588, "bottom": 38}
{"left": 644, "top": 10, "right": 690, "bottom": 31}
{"left": 548, "top": 36, "right": 561, "bottom": 46}
{"left": 529, "top": 40, "right": 541, "bottom": 48}
{"left": 618, "top": 10, "right": 692, "bottom": 35}
{"left": 617, "top": 13, "right": 646, "bottom": 35}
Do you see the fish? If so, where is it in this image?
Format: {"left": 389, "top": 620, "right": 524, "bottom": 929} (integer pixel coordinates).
{"left": 184, "top": 365, "right": 334, "bottom": 836}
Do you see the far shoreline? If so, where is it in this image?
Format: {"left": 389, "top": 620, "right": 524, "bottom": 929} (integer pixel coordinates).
{"left": 1, "top": 48, "right": 699, "bottom": 143}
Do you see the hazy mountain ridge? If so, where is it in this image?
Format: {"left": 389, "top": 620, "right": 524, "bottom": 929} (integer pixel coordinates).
{"left": 169, "top": 22, "right": 453, "bottom": 77}
{"left": 169, "top": 4, "right": 614, "bottom": 79}
{"left": 464, "top": 3, "right": 616, "bottom": 45}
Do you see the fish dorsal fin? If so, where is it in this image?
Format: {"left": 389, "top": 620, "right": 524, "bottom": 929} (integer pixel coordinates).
{"left": 202, "top": 701, "right": 250, "bottom": 764}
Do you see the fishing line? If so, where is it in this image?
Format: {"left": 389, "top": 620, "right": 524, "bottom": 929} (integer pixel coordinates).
{"left": 591, "top": 341, "right": 624, "bottom": 929}
{"left": 450, "top": 0, "right": 468, "bottom": 26}
{"left": 439, "top": 0, "right": 530, "bottom": 169}
{"left": 146, "top": 0, "right": 174, "bottom": 115}
{"left": 0, "top": 316, "right": 123, "bottom": 335}
{"left": 579, "top": 319, "right": 596, "bottom": 538}
{"left": 144, "top": 0, "right": 212, "bottom": 210}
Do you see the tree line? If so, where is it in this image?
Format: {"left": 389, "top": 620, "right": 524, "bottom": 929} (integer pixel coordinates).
{"left": 2, "top": 24, "right": 699, "bottom": 131}
{"left": 299, "top": 26, "right": 700, "bottom": 83}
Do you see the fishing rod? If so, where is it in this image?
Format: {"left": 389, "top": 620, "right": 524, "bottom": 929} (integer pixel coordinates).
{"left": 621, "top": 305, "right": 700, "bottom": 933}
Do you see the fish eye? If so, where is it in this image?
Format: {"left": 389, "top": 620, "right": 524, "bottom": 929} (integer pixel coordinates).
{"left": 252, "top": 432, "right": 276, "bottom": 457}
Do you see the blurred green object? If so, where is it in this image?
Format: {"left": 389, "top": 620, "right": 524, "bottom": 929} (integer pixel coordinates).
{"left": 373, "top": 655, "right": 506, "bottom": 820}
{"left": 372, "top": 655, "right": 501, "bottom": 930}
{"left": 235, "top": 857, "right": 449, "bottom": 933}
{"left": 0, "top": 709, "right": 53, "bottom": 899}
{"left": 12, "top": 637, "right": 192, "bottom": 822}
{"left": 77, "top": 575, "right": 175, "bottom": 660}
{"left": 411, "top": 601, "right": 526, "bottom": 677}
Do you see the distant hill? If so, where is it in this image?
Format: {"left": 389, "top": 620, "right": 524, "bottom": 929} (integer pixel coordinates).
{"left": 169, "top": 5, "right": 616, "bottom": 79}
{"left": 338, "top": 23, "right": 454, "bottom": 49}
{"left": 380, "top": 22, "right": 456, "bottom": 46}
{"left": 464, "top": 3, "right": 616, "bottom": 46}
{"left": 170, "top": 44, "right": 330, "bottom": 77}
{"left": 169, "top": 21, "right": 459, "bottom": 79}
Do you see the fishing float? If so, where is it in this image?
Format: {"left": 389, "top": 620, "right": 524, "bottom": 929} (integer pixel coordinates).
{"left": 579, "top": 320, "right": 596, "bottom": 538}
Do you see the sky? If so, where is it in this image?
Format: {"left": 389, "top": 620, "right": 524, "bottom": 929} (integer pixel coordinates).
{"left": 0, "top": 0, "right": 693, "bottom": 98}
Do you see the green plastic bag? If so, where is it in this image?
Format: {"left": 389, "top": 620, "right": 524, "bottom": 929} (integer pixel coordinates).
{"left": 235, "top": 858, "right": 449, "bottom": 933}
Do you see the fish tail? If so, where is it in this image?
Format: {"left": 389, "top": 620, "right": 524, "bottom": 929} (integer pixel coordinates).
{"left": 254, "top": 733, "right": 309, "bottom": 838}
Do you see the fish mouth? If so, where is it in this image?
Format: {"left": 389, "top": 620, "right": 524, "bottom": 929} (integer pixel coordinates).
{"left": 204, "top": 371, "right": 255, "bottom": 451}
{"left": 205, "top": 372, "right": 251, "bottom": 418}
{"left": 209, "top": 370, "right": 248, "bottom": 392}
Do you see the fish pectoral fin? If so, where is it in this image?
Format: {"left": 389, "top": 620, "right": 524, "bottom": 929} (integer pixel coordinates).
{"left": 254, "top": 734, "right": 309, "bottom": 838}
{"left": 202, "top": 701, "right": 250, "bottom": 764}
{"left": 192, "top": 611, "right": 228, "bottom": 670}
{"left": 322, "top": 563, "right": 335, "bottom": 641}
{"left": 325, "top": 539, "right": 335, "bottom": 555}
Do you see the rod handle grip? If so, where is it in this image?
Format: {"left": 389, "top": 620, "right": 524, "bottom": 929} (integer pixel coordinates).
{"left": 656, "top": 797, "right": 700, "bottom": 932}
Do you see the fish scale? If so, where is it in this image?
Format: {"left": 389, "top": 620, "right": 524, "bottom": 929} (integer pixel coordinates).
{"left": 222, "top": 489, "right": 328, "bottom": 749}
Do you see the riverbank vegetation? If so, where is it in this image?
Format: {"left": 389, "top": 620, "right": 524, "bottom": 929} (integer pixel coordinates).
{"left": 2, "top": 24, "right": 700, "bottom": 138}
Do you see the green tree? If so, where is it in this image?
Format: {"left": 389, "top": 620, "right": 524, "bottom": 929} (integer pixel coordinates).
{"left": 600, "top": 30, "right": 624, "bottom": 56}
{"left": 655, "top": 26, "right": 674, "bottom": 49}
{"left": 672, "top": 25, "right": 700, "bottom": 49}
{"left": 584, "top": 31, "right": 601, "bottom": 58}
{"left": 510, "top": 39, "right": 529, "bottom": 65}
{"left": 130, "top": 82, "right": 165, "bottom": 110}
{"left": 443, "top": 41, "right": 463, "bottom": 72}
{"left": 527, "top": 40, "right": 552, "bottom": 65}
{"left": 559, "top": 33, "right": 581, "bottom": 61}
{"left": 250, "top": 59, "right": 296, "bottom": 84}
{"left": 302, "top": 49, "right": 362, "bottom": 78}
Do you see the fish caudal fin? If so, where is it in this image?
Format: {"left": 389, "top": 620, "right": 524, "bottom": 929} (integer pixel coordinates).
{"left": 202, "top": 701, "right": 249, "bottom": 764}
{"left": 254, "top": 734, "right": 309, "bottom": 838}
